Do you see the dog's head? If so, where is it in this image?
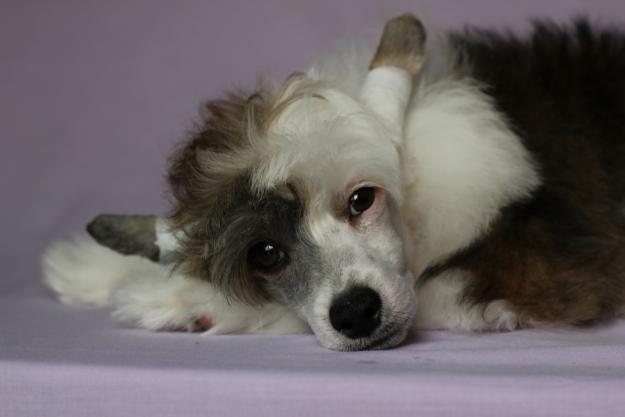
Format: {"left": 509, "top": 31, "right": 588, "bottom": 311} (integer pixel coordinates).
{"left": 90, "top": 15, "right": 426, "bottom": 350}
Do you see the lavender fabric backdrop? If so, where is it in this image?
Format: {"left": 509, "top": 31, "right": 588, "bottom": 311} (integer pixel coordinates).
{"left": 2, "top": 1, "right": 625, "bottom": 416}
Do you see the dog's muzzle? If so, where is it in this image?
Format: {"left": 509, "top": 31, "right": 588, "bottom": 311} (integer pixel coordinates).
{"left": 329, "top": 286, "right": 382, "bottom": 339}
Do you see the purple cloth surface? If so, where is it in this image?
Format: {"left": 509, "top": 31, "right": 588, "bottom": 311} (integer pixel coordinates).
{"left": 3, "top": 288, "right": 625, "bottom": 417}
{"left": 3, "top": 1, "right": 625, "bottom": 416}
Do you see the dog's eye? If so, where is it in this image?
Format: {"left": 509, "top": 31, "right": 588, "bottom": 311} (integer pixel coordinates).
{"left": 248, "top": 241, "right": 288, "bottom": 271}
{"left": 348, "top": 187, "right": 375, "bottom": 217}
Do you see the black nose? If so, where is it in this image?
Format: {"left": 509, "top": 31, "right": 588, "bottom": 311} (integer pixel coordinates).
{"left": 329, "top": 286, "right": 382, "bottom": 339}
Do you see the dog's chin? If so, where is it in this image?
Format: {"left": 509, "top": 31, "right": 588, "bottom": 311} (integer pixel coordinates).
{"left": 317, "top": 312, "right": 415, "bottom": 351}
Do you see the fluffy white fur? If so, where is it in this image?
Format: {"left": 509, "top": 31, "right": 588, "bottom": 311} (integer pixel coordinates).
{"left": 155, "top": 218, "right": 179, "bottom": 263}
{"left": 402, "top": 78, "right": 541, "bottom": 274}
{"left": 360, "top": 66, "right": 413, "bottom": 137}
{"left": 43, "top": 236, "right": 308, "bottom": 334}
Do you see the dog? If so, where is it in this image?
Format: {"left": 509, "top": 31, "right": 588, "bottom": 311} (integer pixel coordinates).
{"left": 43, "top": 14, "right": 625, "bottom": 351}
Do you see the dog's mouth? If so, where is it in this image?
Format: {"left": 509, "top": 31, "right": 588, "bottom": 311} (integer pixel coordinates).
{"left": 358, "top": 320, "right": 413, "bottom": 350}
{"left": 369, "top": 325, "right": 410, "bottom": 349}
{"left": 306, "top": 306, "right": 414, "bottom": 351}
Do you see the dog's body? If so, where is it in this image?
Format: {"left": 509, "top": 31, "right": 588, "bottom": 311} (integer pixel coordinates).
{"left": 44, "top": 16, "right": 625, "bottom": 350}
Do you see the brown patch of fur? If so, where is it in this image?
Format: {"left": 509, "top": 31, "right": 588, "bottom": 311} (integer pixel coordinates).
{"left": 427, "top": 19, "right": 625, "bottom": 327}
{"left": 165, "top": 76, "right": 323, "bottom": 304}
{"left": 448, "top": 190, "right": 625, "bottom": 326}
{"left": 370, "top": 14, "right": 427, "bottom": 76}
{"left": 168, "top": 90, "right": 267, "bottom": 223}
{"left": 166, "top": 89, "right": 269, "bottom": 304}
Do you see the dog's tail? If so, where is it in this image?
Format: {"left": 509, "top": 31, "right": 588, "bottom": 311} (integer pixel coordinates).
{"left": 42, "top": 234, "right": 164, "bottom": 306}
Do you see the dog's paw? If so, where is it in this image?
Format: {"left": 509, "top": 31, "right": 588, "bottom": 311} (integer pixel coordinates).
{"left": 481, "top": 299, "right": 521, "bottom": 331}
{"left": 109, "top": 272, "right": 218, "bottom": 332}
{"left": 107, "top": 266, "right": 310, "bottom": 335}
{"left": 112, "top": 296, "right": 216, "bottom": 333}
{"left": 192, "top": 314, "right": 213, "bottom": 332}
{"left": 163, "top": 314, "right": 214, "bottom": 333}
{"left": 415, "top": 272, "right": 523, "bottom": 331}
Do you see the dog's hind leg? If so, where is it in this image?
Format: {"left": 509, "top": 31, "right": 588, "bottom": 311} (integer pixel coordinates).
{"left": 43, "top": 234, "right": 309, "bottom": 335}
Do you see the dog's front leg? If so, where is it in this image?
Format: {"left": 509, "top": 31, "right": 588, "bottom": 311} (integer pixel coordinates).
{"left": 110, "top": 267, "right": 309, "bottom": 335}
{"left": 413, "top": 270, "right": 520, "bottom": 331}
{"left": 43, "top": 219, "right": 309, "bottom": 335}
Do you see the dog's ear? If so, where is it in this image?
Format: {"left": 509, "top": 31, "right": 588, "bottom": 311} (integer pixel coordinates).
{"left": 369, "top": 13, "right": 426, "bottom": 76}
{"left": 360, "top": 14, "right": 426, "bottom": 135}
{"left": 86, "top": 214, "right": 177, "bottom": 262}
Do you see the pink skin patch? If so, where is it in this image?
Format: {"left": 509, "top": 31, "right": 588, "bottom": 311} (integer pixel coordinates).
{"left": 344, "top": 184, "right": 386, "bottom": 229}
{"left": 167, "top": 315, "right": 213, "bottom": 333}
{"left": 193, "top": 315, "right": 213, "bottom": 332}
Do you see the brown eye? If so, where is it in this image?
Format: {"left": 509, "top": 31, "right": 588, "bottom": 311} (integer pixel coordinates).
{"left": 248, "top": 241, "right": 288, "bottom": 271}
{"left": 348, "top": 187, "right": 375, "bottom": 217}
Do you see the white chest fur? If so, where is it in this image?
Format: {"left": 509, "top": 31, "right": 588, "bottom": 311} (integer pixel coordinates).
{"left": 401, "top": 78, "right": 541, "bottom": 275}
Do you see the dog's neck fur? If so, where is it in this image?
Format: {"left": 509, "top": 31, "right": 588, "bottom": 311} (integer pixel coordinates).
{"left": 400, "top": 75, "right": 541, "bottom": 276}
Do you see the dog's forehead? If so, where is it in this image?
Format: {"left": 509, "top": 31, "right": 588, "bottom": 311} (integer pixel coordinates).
{"left": 210, "top": 178, "right": 300, "bottom": 233}
{"left": 249, "top": 87, "right": 402, "bottom": 200}
{"left": 273, "top": 88, "right": 358, "bottom": 127}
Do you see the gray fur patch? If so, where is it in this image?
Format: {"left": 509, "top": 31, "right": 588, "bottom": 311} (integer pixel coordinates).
{"left": 266, "top": 234, "right": 322, "bottom": 309}
{"left": 175, "top": 174, "right": 324, "bottom": 306}
{"left": 86, "top": 214, "right": 159, "bottom": 261}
